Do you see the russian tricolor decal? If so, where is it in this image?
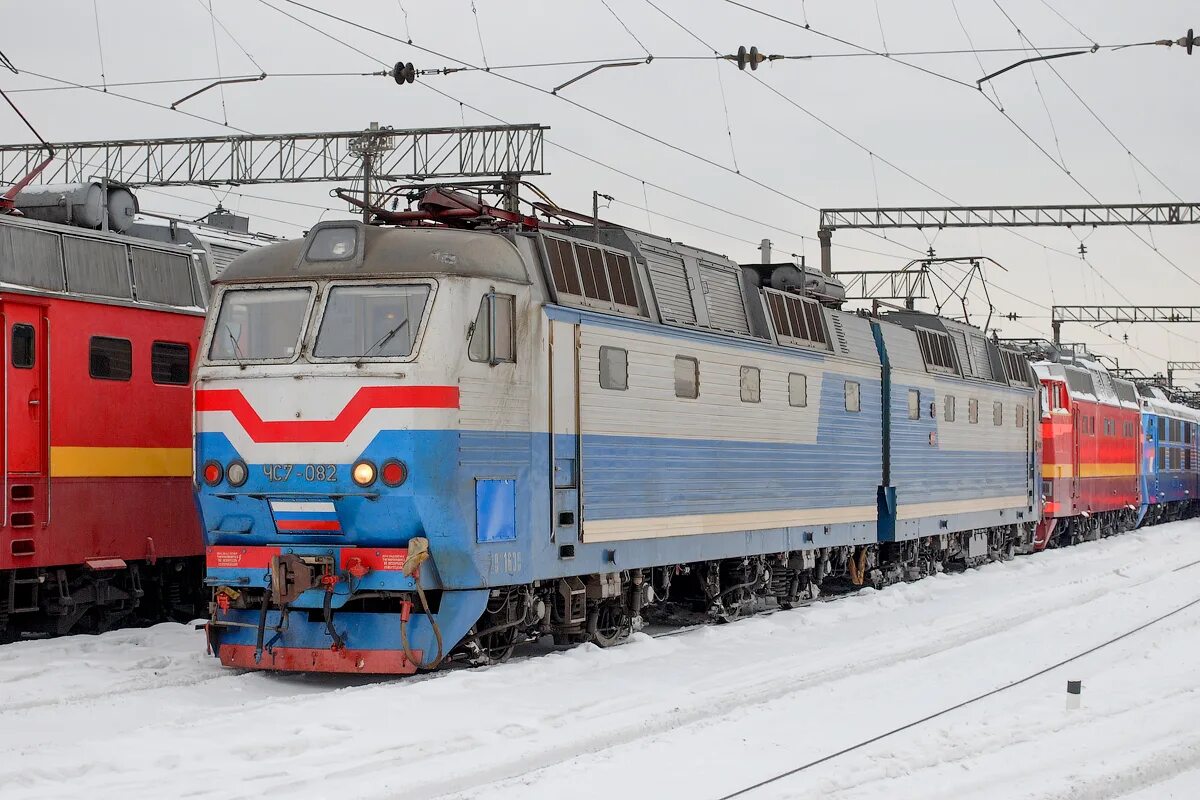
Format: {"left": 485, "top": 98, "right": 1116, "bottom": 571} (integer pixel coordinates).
{"left": 270, "top": 500, "right": 342, "bottom": 533}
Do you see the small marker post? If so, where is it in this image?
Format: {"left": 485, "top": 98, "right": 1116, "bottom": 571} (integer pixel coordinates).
{"left": 1066, "top": 679, "right": 1082, "bottom": 710}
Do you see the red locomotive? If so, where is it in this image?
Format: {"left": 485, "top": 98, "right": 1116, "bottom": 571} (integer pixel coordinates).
{"left": 0, "top": 208, "right": 208, "bottom": 638}
{"left": 1033, "top": 353, "right": 1141, "bottom": 548}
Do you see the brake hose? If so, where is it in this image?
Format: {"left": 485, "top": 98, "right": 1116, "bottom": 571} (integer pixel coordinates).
{"left": 400, "top": 579, "right": 444, "bottom": 669}
{"left": 399, "top": 537, "right": 444, "bottom": 669}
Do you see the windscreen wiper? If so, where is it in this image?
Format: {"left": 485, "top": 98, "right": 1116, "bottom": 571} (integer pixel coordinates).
{"left": 358, "top": 318, "right": 410, "bottom": 363}
{"left": 224, "top": 326, "right": 247, "bottom": 367}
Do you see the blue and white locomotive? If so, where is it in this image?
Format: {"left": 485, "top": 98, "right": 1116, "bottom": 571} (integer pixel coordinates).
{"left": 197, "top": 194, "right": 1037, "bottom": 673}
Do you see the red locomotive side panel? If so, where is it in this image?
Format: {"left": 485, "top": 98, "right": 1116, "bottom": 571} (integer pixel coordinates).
{"left": 1036, "top": 373, "right": 1140, "bottom": 549}
{"left": 0, "top": 292, "right": 203, "bottom": 573}
{"left": 1070, "top": 397, "right": 1139, "bottom": 515}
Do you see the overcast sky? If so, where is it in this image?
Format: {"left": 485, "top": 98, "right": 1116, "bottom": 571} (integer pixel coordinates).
{"left": 2, "top": 0, "right": 1198, "bottom": 376}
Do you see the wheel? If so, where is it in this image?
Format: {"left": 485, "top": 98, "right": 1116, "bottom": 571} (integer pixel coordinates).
{"left": 589, "top": 601, "right": 632, "bottom": 647}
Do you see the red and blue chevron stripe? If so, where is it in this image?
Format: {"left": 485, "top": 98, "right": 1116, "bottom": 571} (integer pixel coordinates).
{"left": 195, "top": 385, "right": 460, "bottom": 444}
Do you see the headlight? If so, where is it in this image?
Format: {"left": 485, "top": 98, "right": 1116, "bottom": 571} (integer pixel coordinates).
{"left": 226, "top": 460, "right": 248, "bottom": 487}
{"left": 352, "top": 460, "right": 377, "bottom": 486}
{"left": 202, "top": 461, "right": 223, "bottom": 486}
{"left": 381, "top": 459, "right": 408, "bottom": 487}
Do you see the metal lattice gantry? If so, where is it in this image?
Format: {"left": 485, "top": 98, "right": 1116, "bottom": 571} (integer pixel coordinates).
{"left": 1051, "top": 305, "right": 1200, "bottom": 343}
{"left": 836, "top": 267, "right": 930, "bottom": 302}
{"left": 1167, "top": 361, "right": 1200, "bottom": 386}
{"left": 0, "top": 123, "right": 548, "bottom": 187}
{"left": 819, "top": 204, "right": 1200, "bottom": 231}
{"left": 815, "top": 202, "right": 1200, "bottom": 276}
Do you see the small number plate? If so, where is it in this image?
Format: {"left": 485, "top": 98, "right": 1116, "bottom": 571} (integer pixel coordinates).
{"left": 263, "top": 464, "right": 338, "bottom": 482}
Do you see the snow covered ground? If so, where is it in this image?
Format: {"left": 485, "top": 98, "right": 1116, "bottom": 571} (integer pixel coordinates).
{"left": 3, "top": 522, "right": 1200, "bottom": 800}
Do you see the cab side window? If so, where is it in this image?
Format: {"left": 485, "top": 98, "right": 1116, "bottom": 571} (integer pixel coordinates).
{"left": 468, "top": 292, "right": 516, "bottom": 365}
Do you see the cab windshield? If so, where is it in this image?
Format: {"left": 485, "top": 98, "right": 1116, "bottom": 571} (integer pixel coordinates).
{"left": 208, "top": 287, "right": 311, "bottom": 362}
{"left": 313, "top": 284, "right": 431, "bottom": 359}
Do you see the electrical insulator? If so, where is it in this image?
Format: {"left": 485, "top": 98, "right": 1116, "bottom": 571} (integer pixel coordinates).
{"left": 392, "top": 62, "right": 417, "bottom": 85}
{"left": 736, "top": 46, "right": 764, "bottom": 71}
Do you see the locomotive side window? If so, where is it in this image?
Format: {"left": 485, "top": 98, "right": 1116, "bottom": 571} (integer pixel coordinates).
{"left": 788, "top": 373, "right": 807, "bottom": 408}
{"left": 209, "top": 287, "right": 311, "bottom": 362}
{"left": 945, "top": 395, "right": 956, "bottom": 422}
{"left": 11, "top": 324, "right": 34, "bottom": 369}
{"left": 151, "top": 342, "right": 191, "bottom": 385}
{"left": 844, "top": 381, "right": 860, "bottom": 413}
{"left": 1017, "top": 405, "right": 1027, "bottom": 428}
{"left": 674, "top": 356, "right": 699, "bottom": 399}
{"left": 968, "top": 398, "right": 979, "bottom": 424}
{"left": 468, "top": 292, "right": 516, "bottom": 365}
{"left": 599, "top": 346, "right": 628, "bottom": 390}
{"left": 908, "top": 389, "right": 920, "bottom": 419}
{"left": 89, "top": 336, "right": 132, "bottom": 381}
{"left": 993, "top": 401, "right": 1003, "bottom": 426}
{"left": 315, "top": 284, "right": 431, "bottom": 360}
{"left": 739, "top": 366, "right": 761, "bottom": 403}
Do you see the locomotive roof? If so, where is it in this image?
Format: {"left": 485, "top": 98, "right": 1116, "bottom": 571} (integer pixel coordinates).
{"left": 216, "top": 221, "right": 529, "bottom": 285}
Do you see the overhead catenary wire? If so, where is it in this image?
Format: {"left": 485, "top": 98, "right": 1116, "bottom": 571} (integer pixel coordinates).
{"left": 196, "top": 0, "right": 266, "bottom": 73}
{"left": 983, "top": 0, "right": 1200, "bottom": 347}
{"left": 1039, "top": 0, "right": 1097, "bottom": 47}
{"left": 204, "top": 0, "right": 231, "bottom": 125}
{"left": 89, "top": 0, "right": 109, "bottom": 93}
{"left": 222, "top": 0, "right": 898, "bottom": 261}
{"left": 260, "top": 0, "right": 926, "bottom": 259}
{"left": 13, "top": 68, "right": 254, "bottom": 133}
{"left": 6, "top": 71, "right": 393, "bottom": 94}
{"left": 716, "top": 0, "right": 1199, "bottom": 353}
{"left": 716, "top": 593, "right": 1200, "bottom": 799}
{"left": 951, "top": 0, "right": 1003, "bottom": 107}
{"left": 468, "top": 1, "right": 490, "bottom": 70}
{"left": 417, "top": 77, "right": 906, "bottom": 261}
{"left": 602, "top": 0, "right": 654, "bottom": 59}
{"left": 395, "top": 0, "right": 413, "bottom": 44}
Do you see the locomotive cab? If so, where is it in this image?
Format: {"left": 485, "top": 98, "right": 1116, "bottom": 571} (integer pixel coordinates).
{"left": 196, "top": 221, "right": 533, "bottom": 672}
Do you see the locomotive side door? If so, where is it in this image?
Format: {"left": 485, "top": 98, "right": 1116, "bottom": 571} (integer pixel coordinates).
{"left": 3, "top": 301, "right": 47, "bottom": 476}
{"left": 548, "top": 319, "right": 581, "bottom": 551}
{"left": 2, "top": 300, "right": 49, "bottom": 535}
{"left": 1070, "top": 404, "right": 1081, "bottom": 510}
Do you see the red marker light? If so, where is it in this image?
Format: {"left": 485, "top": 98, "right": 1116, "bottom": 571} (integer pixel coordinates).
{"left": 381, "top": 460, "right": 408, "bottom": 487}
{"left": 203, "top": 461, "right": 223, "bottom": 486}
